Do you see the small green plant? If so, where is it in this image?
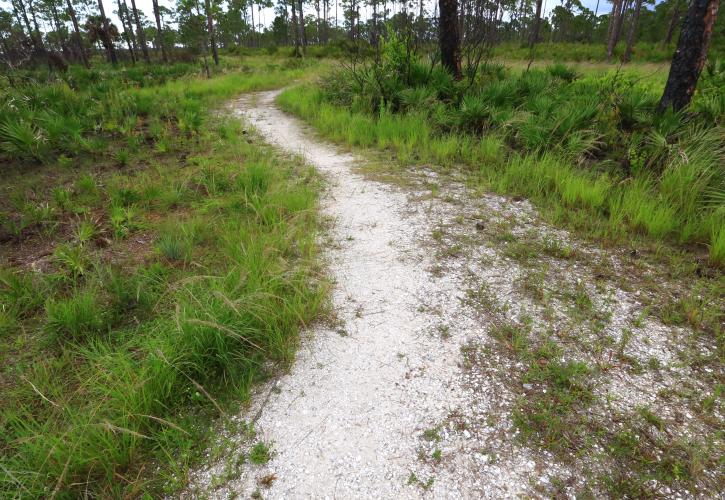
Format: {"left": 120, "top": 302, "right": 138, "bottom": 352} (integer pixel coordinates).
{"left": 541, "top": 236, "right": 575, "bottom": 259}
{"left": 422, "top": 426, "right": 441, "bottom": 442}
{"left": 58, "top": 154, "right": 74, "bottom": 169}
{"left": 637, "top": 406, "right": 664, "bottom": 431}
{"left": 109, "top": 205, "right": 141, "bottom": 238}
{"left": 54, "top": 243, "right": 88, "bottom": 277}
{"left": 45, "top": 290, "right": 106, "bottom": 340}
{"left": 52, "top": 187, "right": 72, "bottom": 211}
{"left": 74, "top": 218, "right": 98, "bottom": 246}
{"left": 75, "top": 174, "right": 97, "bottom": 195}
{"left": 156, "top": 231, "right": 191, "bottom": 263}
{"left": 249, "top": 441, "right": 272, "bottom": 465}
{"left": 0, "top": 269, "right": 45, "bottom": 317}
{"left": 113, "top": 149, "right": 130, "bottom": 167}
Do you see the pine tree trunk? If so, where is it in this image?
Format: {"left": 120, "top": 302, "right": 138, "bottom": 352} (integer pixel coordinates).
{"left": 315, "top": 0, "right": 321, "bottom": 43}
{"left": 417, "top": 0, "right": 424, "bottom": 45}
{"left": 123, "top": 0, "right": 140, "bottom": 55}
{"left": 65, "top": 0, "right": 90, "bottom": 67}
{"left": 371, "top": 0, "right": 377, "bottom": 46}
{"left": 664, "top": 0, "right": 682, "bottom": 45}
{"left": 128, "top": 0, "right": 150, "bottom": 62}
{"left": 49, "top": 1, "right": 70, "bottom": 53}
{"left": 250, "top": 1, "right": 256, "bottom": 47}
{"left": 117, "top": 0, "right": 137, "bottom": 62}
{"left": 27, "top": 0, "right": 46, "bottom": 53}
{"left": 152, "top": 0, "right": 167, "bottom": 62}
{"left": 298, "top": 0, "right": 307, "bottom": 50}
{"left": 323, "top": 0, "right": 328, "bottom": 43}
{"left": 204, "top": 0, "right": 219, "bottom": 64}
{"left": 606, "top": 0, "right": 623, "bottom": 59}
{"left": 623, "top": 0, "right": 642, "bottom": 62}
{"left": 529, "top": 0, "right": 543, "bottom": 47}
{"left": 291, "top": 0, "right": 301, "bottom": 56}
{"left": 614, "top": 0, "right": 630, "bottom": 52}
{"left": 14, "top": 0, "right": 36, "bottom": 47}
{"left": 438, "top": 0, "right": 461, "bottom": 79}
{"left": 97, "top": 0, "right": 118, "bottom": 65}
{"left": 658, "top": 0, "right": 719, "bottom": 112}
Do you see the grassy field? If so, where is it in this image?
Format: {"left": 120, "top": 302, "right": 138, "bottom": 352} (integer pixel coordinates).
{"left": 277, "top": 56, "right": 724, "bottom": 267}
{"left": 0, "top": 56, "right": 329, "bottom": 497}
{"left": 490, "top": 41, "right": 725, "bottom": 63}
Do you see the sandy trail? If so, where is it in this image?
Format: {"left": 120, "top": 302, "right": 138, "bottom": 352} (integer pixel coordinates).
{"left": 193, "top": 90, "right": 544, "bottom": 497}
{"left": 185, "top": 91, "right": 718, "bottom": 498}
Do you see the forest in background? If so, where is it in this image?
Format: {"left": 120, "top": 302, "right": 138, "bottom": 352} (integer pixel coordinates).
{"left": 1, "top": 0, "right": 724, "bottom": 70}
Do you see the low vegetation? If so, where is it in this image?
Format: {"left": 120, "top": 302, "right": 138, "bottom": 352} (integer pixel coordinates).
{"left": 0, "top": 58, "right": 314, "bottom": 166}
{"left": 278, "top": 39, "right": 724, "bottom": 267}
{"left": 490, "top": 41, "right": 725, "bottom": 63}
{"left": 0, "top": 57, "right": 327, "bottom": 497}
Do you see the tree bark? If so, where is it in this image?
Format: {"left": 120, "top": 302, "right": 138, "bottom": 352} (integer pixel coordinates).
{"left": 291, "top": 0, "right": 301, "bottom": 56}
{"left": 664, "top": 0, "right": 682, "bottom": 45}
{"left": 204, "top": 0, "right": 219, "bottom": 64}
{"left": 658, "top": 0, "right": 719, "bottom": 112}
{"left": 250, "top": 1, "right": 256, "bottom": 47}
{"left": 128, "top": 0, "right": 150, "bottom": 62}
{"left": 49, "top": 0, "right": 71, "bottom": 56}
{"left": 606, "top": 0, "right": 625, "bottom": 60}
{"left": 438, "top": 0, "right": 461, "bottom": 79}
{"left": 121, "top": 0, "right": 140, "bottom": 60}
{"left": 371, "top": 0, "right": 378, "bottom": 46}
{"left": 529, "top": 0, "right": 543, "bottom": 47}
{"left": 298, "top": 0, "right": 307, "bottom": 50}
{"left": 27, "top": 0, "right": 46, "bottom": 52}
{"left": 13, "top": 0, "right": 44, "bottom": 56}
{"left": 323, "top": 0, "right": 329, "bottom": 43}
{"left": 151, "top": 0, "right": 167, "bottom": 62}
{"left": 315, "top": 0, "right": 321, "bottom": 43}
{"left": 65, "top": 0, "right": 90, "bottom": 67}
{"left": 623, "top": 0, "right": 642, "bottom": 62}
{"left": 97, "top": 0, "right": 118, "bottom": 65}
{"left": 417, "top": 0, "right": 424, "bottom": 45}
{"left": 117, "top": 0, "right": 137, "bottom": 62}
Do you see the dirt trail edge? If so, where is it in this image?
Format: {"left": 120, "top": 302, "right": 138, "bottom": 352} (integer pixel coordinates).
{"left": 184, "top": 91, "right": 721, "bottom": 498}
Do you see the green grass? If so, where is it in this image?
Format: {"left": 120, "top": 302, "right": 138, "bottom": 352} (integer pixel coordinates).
{"left": 0, "top": 58, "right": 327, "bottom": 497}
{"left": 0, "top": 56, "right": 324, "bottom": 168}
{"left": 249, "top": 441, "right": 272, "bottom": 464}
{"left": 277, "top": 59, "right": 724, "bottom": 267}
{"left": 490, "top": 41, "right": 719, "bottom": 63}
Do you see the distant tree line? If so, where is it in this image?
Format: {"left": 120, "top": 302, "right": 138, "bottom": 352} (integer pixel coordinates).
{"left": 0, "top": 0, "right": 721, "bottom": 109}
{"left": 1, "top": 0, "right": 722, "bottom": 68}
